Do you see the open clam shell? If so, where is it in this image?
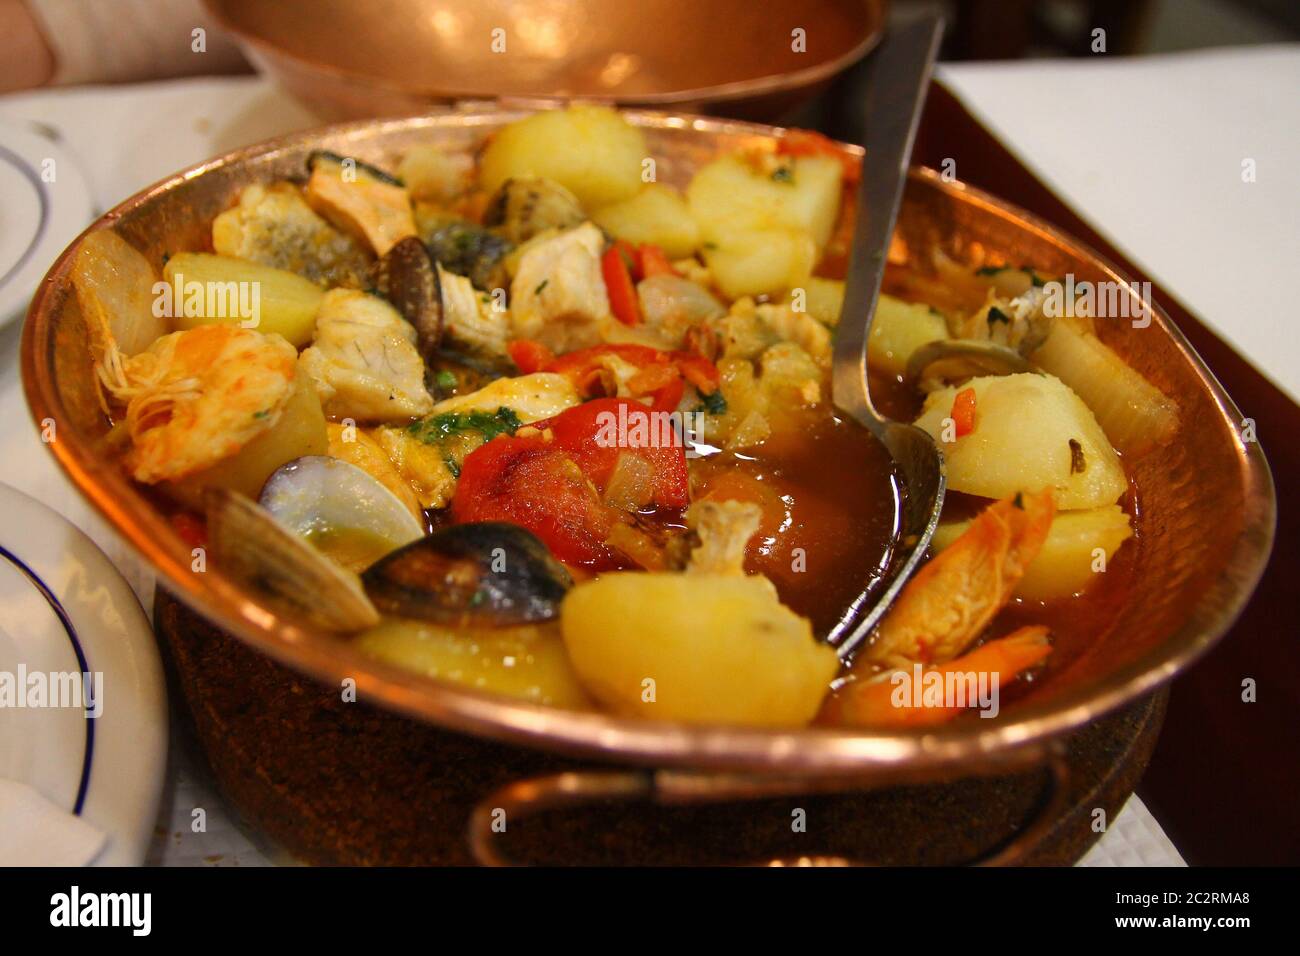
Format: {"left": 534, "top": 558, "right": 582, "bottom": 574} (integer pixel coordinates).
{"left": 204, "top": 487, "right": 380, "bottom": 632}
{"left": 260, "top": 455, "right": 424, "bottom": 570}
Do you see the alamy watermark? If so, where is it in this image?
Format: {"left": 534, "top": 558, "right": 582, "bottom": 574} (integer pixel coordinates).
{"left": 1041, "top": 274, "right": 1152, "bottom": 328}
{"left": 890, "top": 664, "right": 1002, "bottom": 718}
{"left": 0, "top": 666, "right": 103, "bottom": 718}
{"left": 593, "top": 403, "right": 708, "bottom": 457}
{"left": 152, "top": 273, "right": 261, "bottom": 329}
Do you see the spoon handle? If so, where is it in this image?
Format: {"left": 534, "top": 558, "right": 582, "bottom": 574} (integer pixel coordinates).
{"left": 832, "top": 12, "right": 945, "bottom": 421}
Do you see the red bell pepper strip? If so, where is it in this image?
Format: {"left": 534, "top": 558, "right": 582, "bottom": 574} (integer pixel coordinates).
{"left": 613, "top": 239, "right": 638, "bottom": 275}
{"left": 601, "top": 246, "right": 641, "bottom": 326}
{"left": 506, "top": 339, "right": 555, "bottom": 374}
{"left": 671, "top": 351, "right": 720, "bottom": 395}
{"left": 543, "top": 344, "right": 719, "bottom": 410}
{"left": 636, "top": 243, "right": 678, "bottom": 278}
{"left": 951, "top": 387, "right": 977, "bottom": 438}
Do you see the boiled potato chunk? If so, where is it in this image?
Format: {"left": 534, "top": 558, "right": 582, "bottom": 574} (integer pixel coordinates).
{"left": 165, "top": 371, "right": 328, "bottom": 507}
{"left": 591, "top": 184, "right": 700, "bottom": 258}
{"left": 688, "top": 153, "right": 842, "bottom": 250}
{"left": 702, "top": 227, "right": 816, "bottom": 300}
{"left": 561, "top": 572, "right": 839, "bottom": 726}
{"left": 480, "top": 106, "right": 647, "bottom": 209}
{"left": 787, "top": 276, "right": 845, "bottom": 327}
{"left": 933, "top": 504, "right": 1133, "bottom": 601}
{"left": 914, "top": 373, "right": 1126, "bottom": 510}
{"left": 356, "top": 619, "right": 591, "bottom": 709}
{"left": 163, "top": 253, "right": 324, "bottom": 348}
{"left": 868, "top": 295, "right": 949, "bottom": 375}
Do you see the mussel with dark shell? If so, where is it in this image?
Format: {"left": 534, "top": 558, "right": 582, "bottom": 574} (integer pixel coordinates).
{"left": 362, "top": 522, "right": 573, "bottom": 626}
{"left": 371, "top": 236, "right": 444, "bottom": 360}
{"left": 483, "top": 177, "right": 585, "bottom": 245}
{"left": 419, "top": 217, "right": 512, "bottom": 293}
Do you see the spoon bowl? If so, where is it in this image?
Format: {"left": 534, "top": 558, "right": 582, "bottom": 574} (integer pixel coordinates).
{"left": 826, "top": 15, "right": 948, "bottom": 659}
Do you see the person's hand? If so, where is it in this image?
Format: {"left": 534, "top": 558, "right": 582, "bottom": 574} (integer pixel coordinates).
{"left": 0, "top": 0, "right": 54, "bottom": 92}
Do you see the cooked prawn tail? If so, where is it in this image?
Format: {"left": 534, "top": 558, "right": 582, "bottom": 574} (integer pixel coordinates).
{"left": 824, "top": 625, "right": 1053, "bottom": 728}
{"left": 862, "top": 488, "right": 1056, "bottom": 666}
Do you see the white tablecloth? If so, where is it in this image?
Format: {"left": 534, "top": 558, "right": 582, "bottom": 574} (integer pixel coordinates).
{"left": 10, "top": 46, "right": 1292, "bottom": 864}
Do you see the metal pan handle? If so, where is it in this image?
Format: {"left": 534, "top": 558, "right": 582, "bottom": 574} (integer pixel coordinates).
{"left": 469, "top": 741, "right": 1070, "bottom": 866}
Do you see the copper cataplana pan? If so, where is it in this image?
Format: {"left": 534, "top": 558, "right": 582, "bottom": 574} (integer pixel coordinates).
{"left": 21, "top": 111, "right": 1275, "bottom": 861}
{"left": 202, "top": 0, "right": 885, "bottom": 121}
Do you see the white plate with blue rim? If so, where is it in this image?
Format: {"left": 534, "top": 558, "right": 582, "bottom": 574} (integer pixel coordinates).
{"left": 0, "top": 121, "right": 95, "bottom": 329}
{"left": 0, "top": 482, "right": 166, "bottom": 865}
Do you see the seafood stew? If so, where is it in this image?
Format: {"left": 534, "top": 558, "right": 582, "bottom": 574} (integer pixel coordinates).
{"left": 70, "top": 106, "right": 1179, "bottom": 729}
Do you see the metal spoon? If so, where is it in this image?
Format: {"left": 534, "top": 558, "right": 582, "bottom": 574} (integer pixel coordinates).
{"left": 827, "top": 13, "right": 947, "bottom": 661}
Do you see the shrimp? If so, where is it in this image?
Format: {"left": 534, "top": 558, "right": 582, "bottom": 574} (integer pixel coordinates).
{"left": 862, "top": 489, "right": 1056, "bottom": 668}
{"left": 822, "top": 626, "right": 1051, "bottom": 728}
{"left": 101, "top": 324, "right": 299, "bottom": 484}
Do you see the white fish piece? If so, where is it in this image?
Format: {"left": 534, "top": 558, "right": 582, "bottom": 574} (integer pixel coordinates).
{"left": 431, "top": 372, "right": 579, "bottom": 424}
{"left": 509, "top": 223, "right": 610, "bottom": 351}
{"left": 438, "top": 264, "right": 510, "bottom": 356}
{"left": 211, "top": 182, "right": 370, "bottom": 288}
{"left": 300, "top": 289, "right": 434, "bottom": 423}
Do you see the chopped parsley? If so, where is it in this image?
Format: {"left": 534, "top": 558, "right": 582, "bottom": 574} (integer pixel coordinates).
{"left": 444, "top": 456, "right": 462, "bottom": 479}
{"left": 534, "top": 279, "right": 549, "bottom": 295}
{"left": 975, "top": 265, "right": 1004, "bottom": 277}
{"left": 252, "top": 409, "right": 271, "bottom": 420}
{"left": 407, "top": 407, "right": 523, "bottom": 445}
{"left": 1012, "top": 492, "right": 1024, "bottom": 510}
{"left": 771, "top": 164, "right": 795, "bottom": 183}
{"left": 434, "top": 369, "right": 458, "bottom": 391}
{"left": 987, "top": 306, "right": 1010, "bottom": 325}
{"left": 696, "top": 390, "right": 728, "bottom": 415}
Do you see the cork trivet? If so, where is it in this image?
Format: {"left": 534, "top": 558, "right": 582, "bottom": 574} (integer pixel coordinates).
{"left": 155, "top": 589, "right": 1164, "bottom": 865}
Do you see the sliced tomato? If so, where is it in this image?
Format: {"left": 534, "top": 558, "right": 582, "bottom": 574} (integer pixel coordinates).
{"left": 601, "top": 245, "right": 641, "bottom": 326}
{"left": 451, "top": 435, "right": 626, "bottom": 569}
{"left": 636, "top": 243, "right": 678, "bottom": 278}
{"left": 506, "top": 339, "right": 556, "bottom": 374}
{"left": 535, "top": 398, "right": 689, "bottom": 508}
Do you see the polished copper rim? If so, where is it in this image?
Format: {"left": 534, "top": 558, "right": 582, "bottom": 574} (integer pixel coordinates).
{"left": 202, "top": 0, "right": 884, "bottom": 111}
{"left": 21, "top": 110, "right": 1276, "bottom": 778}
